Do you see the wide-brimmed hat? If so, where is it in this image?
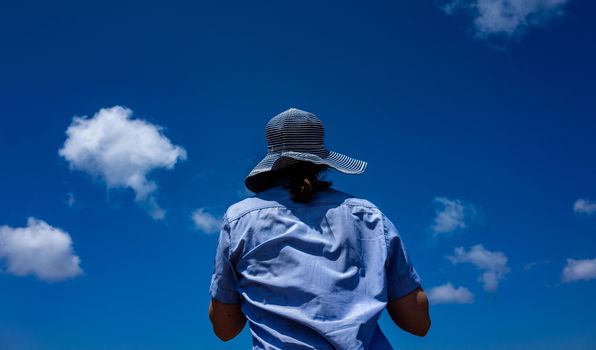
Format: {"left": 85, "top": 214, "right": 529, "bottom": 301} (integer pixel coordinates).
{"left": 245, "top": 108, "right": 367, "bottom": 193}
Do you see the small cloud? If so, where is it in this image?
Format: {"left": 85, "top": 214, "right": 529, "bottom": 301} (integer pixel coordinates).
{"left": 523, "top": 260, "right": 550, "bottom": 271}
{"left": 428, "top": 283, "right": 475, "bottom": 304}
{"left": 66, "top": 192, "right": 76, "bottom": 207}
{"left": 144, "top": 197, "right": 166, "bottom": 220}
{"left": 59, "top": 106, "right": 187, "bottom": 219}
{"left": 574, "top": 199, "right": 596, "bottom": 215}
{"left": 192, "top": 208, "right": 222, "bottom": 234}
{"left": 441, "top": 0, "right": 571, "bottom": 39}
{"left": 0, "top": 218, "right": 83, "bottom": 282}
{"left": 149, "top": 208, "right": 166, "bottom": 220}
{"left": 443, "top": 0, "right": 467, "bottom": 15}
{"left": 448, "top": 244, "right": 511, "bottom": 292}
{"left": 562, "top": 258, "right": 596, "bottom": 282}
{"left": 431, "top": 197, "right": 475, "bottom": 234}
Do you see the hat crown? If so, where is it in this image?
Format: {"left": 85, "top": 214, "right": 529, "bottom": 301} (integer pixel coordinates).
{"left": 265, "top": 108, "right": 326, "bottom": 153}
{"left": 245, "top": 107, "right": 367, "bottom": 193}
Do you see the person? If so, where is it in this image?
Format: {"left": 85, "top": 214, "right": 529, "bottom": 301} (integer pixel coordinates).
{"left": 208, "top": 108, "right": 430, "bottom": 349}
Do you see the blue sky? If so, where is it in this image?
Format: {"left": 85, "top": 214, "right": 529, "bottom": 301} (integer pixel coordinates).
{"left": 1, "top": 1, "right": 595, "bottom": 349}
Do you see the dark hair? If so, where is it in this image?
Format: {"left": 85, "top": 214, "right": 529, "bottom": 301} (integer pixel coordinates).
{"left": 267, "top": 162, "right": 332, "bottom": 203}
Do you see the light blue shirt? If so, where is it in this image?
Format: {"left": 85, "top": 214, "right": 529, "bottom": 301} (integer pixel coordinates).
{"left": 210, "top": 181, "right": 422, "bottom": 350}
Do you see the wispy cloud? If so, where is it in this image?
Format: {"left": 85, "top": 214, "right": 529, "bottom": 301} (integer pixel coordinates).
{"left": 448, "top": 244, "right": 511, "bottom": 292}
{"left": 144, "top": 197, "right": 166, "bottom": 220}
{"left": 0, "top": 218, "right": 83, "bottom": 282}
{"left": 574, "top": 199, "right": 596, "bottom": 215}
{"left": 59, "top": 106, "right": 187, "bottom": 219}
{"left": 192, "top": 209, "right": 222, "bottom": 234}
{"left": 66, "top": 192, "right": 76, "bottom": 207}
{"left": 523, "top": 260, "right": 550, "bottom": 271}
{"left": 562, "top": 258, "right": 596, "bottom": 282}
{"left": 442, "top": 0, "right": 571, "bottom": 38}
{"left": 432, "top": 197, "right": 475, "bottom": 234}
{"left": 428, "top": 283, "right": 475, "bottom": 304}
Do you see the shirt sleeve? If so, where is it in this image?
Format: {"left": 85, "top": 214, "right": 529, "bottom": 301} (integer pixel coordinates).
{"left": 382, "top": 213, "right": 422, "bottom": 301}
{"left": 209, "top": 217, "right": 242, "bottom": 304}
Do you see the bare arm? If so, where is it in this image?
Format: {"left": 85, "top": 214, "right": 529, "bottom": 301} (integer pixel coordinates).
{"left": 386, "top": 287, "right": 431, "bottom": 337}
{"left": 209, "top": 298, "right": 247, "bottom": 341}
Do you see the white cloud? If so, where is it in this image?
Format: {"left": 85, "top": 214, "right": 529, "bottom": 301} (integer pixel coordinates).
{"left": 562, "top": 258, "right": 596, "bottom": 282}
{"left": 59, "top": 106, "right": 187, "bottom": 218}
{"left": 144, "top": 197, "right": 166, "bottom": 220}
{"left": 523, "top": 260, "right": 550, "bottom": 271}
{"left": 432, "top": 197, "right": 474, "bottom": 233}
{"left": 448, "top": 244, "right": 511, "bottom": 292}
{"left": 192, "top": 209, "right": 222, "bottom": 234}
{"left": 0, "top": 218, "right": 83, "bottom": 282}
{"left": 66, "top": 192, "right": 76, "bottom": 207}
{"left": 428, "top": 283, "right": 475, "bottom": 304}
{"left": 442, "top": 0, "right": 571, "bottom": 38}
{"left": 574, "top": 199, "right": 596, "bottom": 215}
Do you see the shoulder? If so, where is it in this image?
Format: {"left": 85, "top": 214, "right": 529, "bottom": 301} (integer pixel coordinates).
{"left": 223, "top": 185, "right": 293, "bottom": 222}
{"left": 319, "top": 189, "right": 381, "bottom": 217}
{"left": 224, "top": 186, "right": 383, "bottom": 222}
{"left": 222, "top": 196, "right": 276, "bottom": 223}
{"left": 334, "top": 190, "right": 379, "bottom": 210}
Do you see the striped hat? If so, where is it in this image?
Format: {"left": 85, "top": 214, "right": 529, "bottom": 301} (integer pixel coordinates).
{"left": 245, "top": 108, "right": 367, "bottom": 193}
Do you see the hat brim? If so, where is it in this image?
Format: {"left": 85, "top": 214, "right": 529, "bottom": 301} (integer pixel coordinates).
{"left": 245, "top": 150, "right": 367, "bottom": 193}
